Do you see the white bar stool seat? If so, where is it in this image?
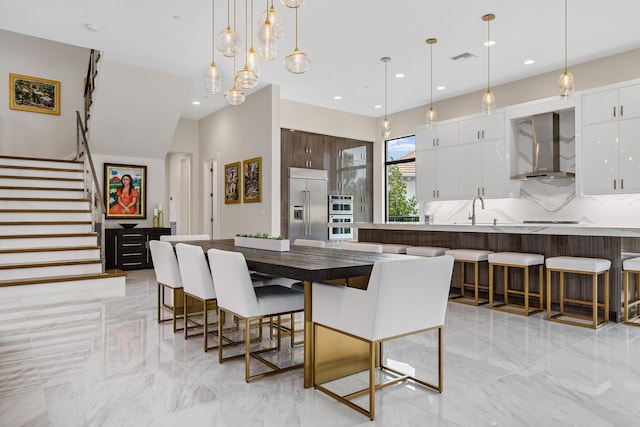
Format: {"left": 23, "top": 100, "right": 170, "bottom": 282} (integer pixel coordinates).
{"left": 488, "top": 252, "right": 544, "bottom": 316}
{"left": 406, "top": 246, "right": 449, "bottom": 257}
{"left": 545, "top": 256, "right": 611, "bottom": 329}
{"left": 623, "top": 256, "right": 640, "bottom": 326}
{"left": 445, "top": 249, "right": 494, "bottom": 305}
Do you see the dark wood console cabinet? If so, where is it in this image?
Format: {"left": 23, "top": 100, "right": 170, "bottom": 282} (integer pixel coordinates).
{"left": 105, "top": 227, "right": 170, "bottom": 270}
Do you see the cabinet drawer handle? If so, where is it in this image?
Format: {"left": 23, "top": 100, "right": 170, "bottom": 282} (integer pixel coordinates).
{"left": 123, "top": 233, "right": 142, "bottom": 237}
{"left": 482, "top": 130, "right": 485, "bottom": 139}
{"left": 122, "top": 243, "right": 142, "bottom": 247}
{"left": 123, "top": 252, "right": 142, "bottom": 257}
{"left": 621, "top": 105, "right": 624, "bottom": 116}
{"left": 477, "top": 131, "right": 480, "bottom": 140}
{"left": 621, "top": 179, "right": 624, "bottom": 190}
{"left": 437, "top": 190, "right": 440, "bottom": 197}
{"left": 614, "top": 179, "right": 617, "bottom": 190}
{"left": 482, "top": 187, "right": 485, "bottom": 196}
{"left": 613, "top": 106, "right": 616, "bottom": 117}
{"left": 433, "top": 190, "right": 436, "bottom": 198}
{"left": 123, "top": 262, "right": 143, "bottom": 266}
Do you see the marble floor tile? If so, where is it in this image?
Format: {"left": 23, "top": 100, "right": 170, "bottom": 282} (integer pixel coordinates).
{"left": 2, "top": 268, "right": 640, "bottom": 426}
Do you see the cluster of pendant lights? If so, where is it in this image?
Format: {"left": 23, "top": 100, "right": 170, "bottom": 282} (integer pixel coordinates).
{"left": 382, "top": 1, "right": 575, "bottom": 137}
{"left": 205, "top": 0, "right": 309, "bottom": 106}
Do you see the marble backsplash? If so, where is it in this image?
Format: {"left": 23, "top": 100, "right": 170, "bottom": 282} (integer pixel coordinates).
{"left": 423, "top": 179, "right": 640, "bottom": 227}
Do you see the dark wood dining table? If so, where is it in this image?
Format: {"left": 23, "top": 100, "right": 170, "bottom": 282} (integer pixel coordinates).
{"left": 175, "top": 239, "right": 404, "bottom": 388}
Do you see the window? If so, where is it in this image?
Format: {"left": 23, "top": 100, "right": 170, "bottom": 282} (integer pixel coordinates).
{"left": 385, "top": 136, "right": 419, "bottom": 222}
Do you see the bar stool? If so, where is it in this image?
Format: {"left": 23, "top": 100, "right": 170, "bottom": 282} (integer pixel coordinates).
{"left": 444, "top": 249, "right": 494, "bottom": 306}
{"left": 545, "top": 256, "right": 610, "bottom": 329}
{"left": 623, "top": 256, "right": 640, "bottom": 326}
{"left": 488, "top": 252, "right": 544, "bottom": 316}
{"left": 406, "top": 246, "right": 450, "bottom": 257}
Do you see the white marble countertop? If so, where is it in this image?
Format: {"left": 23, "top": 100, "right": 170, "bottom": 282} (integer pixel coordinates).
{"left": 350, "top": 222, "right": 640, "bottom": 237}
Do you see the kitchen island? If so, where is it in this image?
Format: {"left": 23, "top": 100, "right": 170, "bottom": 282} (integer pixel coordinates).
{"left": 352, "top": 222, "right": 640, "bottom": 322}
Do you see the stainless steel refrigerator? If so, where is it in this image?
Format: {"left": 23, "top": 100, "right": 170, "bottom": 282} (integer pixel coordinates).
{"left": 289, "top": 167, "right": 328, "bottom": 242}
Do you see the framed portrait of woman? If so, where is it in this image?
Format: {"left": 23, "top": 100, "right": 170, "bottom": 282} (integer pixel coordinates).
{"left": 104, "top": 163, "right": 147, "bottom": 219}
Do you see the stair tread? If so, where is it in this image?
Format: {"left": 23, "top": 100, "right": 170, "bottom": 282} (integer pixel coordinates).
{"left": 0, "top": 221, "right": 91, "bottom": 225}
{"left": 0, "top": 258, "right": 102, "bottom": 270}
{"left": 0, "top": 155, "right": 83, "bottom": 164}
{"left": 0, "top": 246, "right": 100, "bottom": 254}
{"left": 0, "top": 197, "right": 91, "bottom": 202}
{"left": 0, "top": 186, "right": 84, "bottom": 191}
{"left": 0, "top": 270, "right": 126, "bottom": 288}
{"left": 0, "top": 232, "right": 97, "bottom": 239}
{"left": 0, "top": 209, "right": 91, "bottom": 213}
{"left": 0, "top": 175, "right": 84, "bottom": 182}
{"left": 0, "top": 165, "right": 83, "bottom": 173}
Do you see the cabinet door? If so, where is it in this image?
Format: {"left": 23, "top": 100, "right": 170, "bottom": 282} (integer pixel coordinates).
{"left": 416, "top": 149, "right": 437, "bottom": 200}
{"left": 582, "top": 89, "right": 619, "bottom": 126}
{"left": 436, "top": 146, "right": 459, "bottom": 200}
{"left": 415, "top": 126, "right": 435, "bottom": 151}
{"left": 619, "top": 84, "right": 640, "bottom": 120}
{"left": 482, "top": 138, "right": 509, "bottom": 197}
{"left": 458, "top": 117, "right": 482, "bottom": 144}
{"left": 435, "top": 122, "right": 459, "bottom": 147}
{"left": 618, "top": 118, "right": 640, "bottom": 193}
{"left": 582, "top": 122, "right": 619, "bottom": 194}
{"left": 458, "top": 143, "right": 482, "bottom": 199}
{"left": 482, "top": 112, "right": 505, "bottom": 141}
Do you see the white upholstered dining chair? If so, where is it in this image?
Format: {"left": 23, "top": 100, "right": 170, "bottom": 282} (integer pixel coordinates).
{"left": 149, "top": 240, "right": 183, "bottom": 333}
{"left": 340, "top": 241, "right": 383, "bottom": 253}
{"left": 208, "top": 248, "right": 305, "bottom": 382}
{"left": 312, "top": 255, "right": 454, "bottom": 420}
{"left": 160, "top": 234, "right": 210, "bottom": 242}
{"left": 175, "top": 243, "right": 221, "bottom": 352}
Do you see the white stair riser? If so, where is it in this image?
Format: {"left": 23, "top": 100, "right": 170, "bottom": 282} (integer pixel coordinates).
{"left": 0, "top": 189, "right": 86, "bottom": 199}
{"left": 0, "top": 212, "right": 91, "bottom": 222}
{"left": 0, "top": 159, "right": 83, "bottom": 171}
{"left": 2, "top": 263, "right": 102, "bottom": 281}
{"left": 0, "top": 249, "right": 100, "bottom": 265}
{"left": 0, "top": 178, "right": 84, "bottom": 189}
{"left": 0, "top": 236, "right": 97, "bottom": 249}
{"left": 0, "top": 224, "right": 93, "bottom": 235}
{"left": 0, "top": 167, "right": 84, "bottom": 180}
{"left": 0, "top": 200, "right": 90, "bottom": 210}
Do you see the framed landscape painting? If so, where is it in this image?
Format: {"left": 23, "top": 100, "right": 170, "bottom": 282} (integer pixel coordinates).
{"left": 224, "top": 161, "right": 241, "bottom": 204}
{"left": 9, "top": 73, "right": 60, "bottom": 115}
{"left": 243, "top": 157, "right": 262, "bottom": 203}
{"left": 105, "top": 163, "right": 147, "bottom": 219}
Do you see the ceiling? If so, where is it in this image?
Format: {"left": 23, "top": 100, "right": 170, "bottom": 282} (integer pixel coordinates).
{"left": 1, "top": 0, "right": 639, "bottom": 121}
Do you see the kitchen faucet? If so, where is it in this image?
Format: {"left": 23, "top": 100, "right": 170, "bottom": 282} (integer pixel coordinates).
{"left": 469, "top": 195, "right": 485, "bottom": 225}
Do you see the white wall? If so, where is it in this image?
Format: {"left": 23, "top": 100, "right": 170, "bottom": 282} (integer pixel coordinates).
{"left": 198, "top": 85, "right": 280, "bottom": 238}
{"left": 0, "top": 29, "right": 88, "bottom": 158}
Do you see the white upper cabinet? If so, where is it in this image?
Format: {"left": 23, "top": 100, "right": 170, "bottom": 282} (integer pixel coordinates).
{"left": 458, "top": 112, "right": 505, "bottom": 144}
{"left": 416, "top": 124, "right": 460, "bottom": 201}
{"left": 459, "top": 137, "right": 509, "bottom": 199}
{"left": 417, "top": 122, "right": 459, "bottom": 150}
{"left": 583, "top": 83, "right": 640, "bottom": 126}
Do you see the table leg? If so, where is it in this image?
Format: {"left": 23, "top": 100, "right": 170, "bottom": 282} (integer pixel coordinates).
{"left": 304, "top": 280, "right": 313, "bottom": 388}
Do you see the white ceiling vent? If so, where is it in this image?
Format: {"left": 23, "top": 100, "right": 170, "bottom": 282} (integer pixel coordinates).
{"left": 450, "top": 52, "right": 477, "bottom": 61}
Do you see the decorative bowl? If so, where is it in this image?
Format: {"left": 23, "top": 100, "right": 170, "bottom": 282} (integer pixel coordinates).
{"left": 119, "top": 223, "right": 138, "bottom": 229}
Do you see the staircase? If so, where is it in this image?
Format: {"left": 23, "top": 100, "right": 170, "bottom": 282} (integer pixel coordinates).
{"left": 0, "top": 155, "right": 125, "bottom": 300}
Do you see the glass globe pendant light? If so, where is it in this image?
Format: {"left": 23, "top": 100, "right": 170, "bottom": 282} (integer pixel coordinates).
{"left": 257, "top": 0, "right": 278, "bottom": 60}
{"left": 205, "top": 0, "right": 222, "bottom": 94}
{"left": 284, "top": 6, "right": 310, "bottom": 74}
{"left": 557, "top": 0, "right": 574, "bottom": 97}
{"left": 226, "top": 58, "right": 246, "bottom": 105}
{"left": 216, "top": 0, "right": 241, "bottom": 57}
{"left": 481, "top": 13, "right": 496, "bottom": 115}
{"left": 235, "top": 0, "right": 259, "bottom": 89}
{"left": 280, "top": 0, "right": 306, "bottom": 8}
{"left": 261, "top": 0, "right": 285, "bottom": 40}
{"left": 425, "top": 38, "right": 438, "bottom": 129}
{"left": 380, "top": 57, "right": 391, "bottom": 138}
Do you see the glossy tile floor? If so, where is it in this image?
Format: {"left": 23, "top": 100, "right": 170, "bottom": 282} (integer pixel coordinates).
{"left": 2, "top": 269, "right": 640, "bottom": 426}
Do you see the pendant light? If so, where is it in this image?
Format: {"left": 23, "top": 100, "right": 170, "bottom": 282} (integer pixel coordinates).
{"left": 257, "top": 0, "right": 278, "bottom": 60}
{"left": 226, "top": 57, "right": 246, "bottom": 105}
{"left": 481, "top": 13, "right": 496, "bottom": 115}
{"left": 425, "top": 38, "right": 437, "bottom": 129}
{"left": 380, "top": 57, "right": 391, "bottom": 138}
{"left": 216, "top": 0, "right": 241, "bottom": 57}
{"left": 235, "top": 0, "right": 259, "bottom": 89}
{"left": 558, "top": 0, "right": 574, "bottom": 97}
{"left": 284, "top": 6, "right": 310, "bottom": 74}
{"left": 205, "top": 0, "right": 222, "bottom": 94}
{"left": 261, "top": 0, "right": 285, "bottom": 40}
{"left": 281, "top": 0, "right": 305, "bottom": 7}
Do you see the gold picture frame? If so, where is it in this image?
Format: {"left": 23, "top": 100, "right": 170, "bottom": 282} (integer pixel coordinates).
{"left": 104, "top": 163, "right": 147, "bottom": 219}
{"left": 224, "top": 161, "right": 241, "bottom": 204}
{"left": 9, "top": 73, "right": 60, "bottom": 115}
{"left": 243, "top": 157, "right": 262, "bottom": 203}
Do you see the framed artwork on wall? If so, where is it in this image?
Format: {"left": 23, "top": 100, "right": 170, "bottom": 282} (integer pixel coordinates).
{"left": 243, "top": 157, "right": 262, "bottom": 203}
{"left": 9, "top": 73, "right": 60, "bottom": 115}
{"left": 224, "top": 161, "right": 241, "bottom": 204}
{"left": 104, "top": 163, "right": 147, "bottom": 219}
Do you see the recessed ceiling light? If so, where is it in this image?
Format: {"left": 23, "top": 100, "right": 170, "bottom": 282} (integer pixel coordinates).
{"left": 85, "top": 23, "right": 98, "bottom": 32}
{"left": 395, "top": 73, "right": 405, "bottom": 79}
{"left": 436, "top": 86, "right": 446, "bottom": 91}
{"left": 374, "top": 104, "right": 382, "bottom": 109}
{"left": 483, "top": 40, "right": 496, "bottom": 47}
{"left": 173, "top": 15, "right": 182, "bottom": 20}
{"left": 192, "top": 101, "right": 201, "bottom": 105}
{"left": 524, "top": 59, "right": 536, "bottom": 65}
{"left": 333, "top": 95, "right": 342, "bottom": 100}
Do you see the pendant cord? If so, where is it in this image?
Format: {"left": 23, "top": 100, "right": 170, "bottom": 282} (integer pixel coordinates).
{"left": 564, "top": 0, "right": 568, "bottom": 72}
{"left": 487, "top": 18, "right": 491, "bottom": 92}
{"left": 384, "top": 60, "right": 388, "bottom": 121}
{"left": 212, "top": 0, "right": 216, "bottom": 62}
{"left": 227, "top": 0, "right": 231, "bottom": 29}
{"left": 429, "top": 43, "right": 433, "bottom": 108}
{"left": 294, "top": 7, "right": 299, "bottom": 50}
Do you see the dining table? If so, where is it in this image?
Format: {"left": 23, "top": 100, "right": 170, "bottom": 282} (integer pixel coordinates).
{"left": 174, "top": 239, "right": 405, "bottom": 388}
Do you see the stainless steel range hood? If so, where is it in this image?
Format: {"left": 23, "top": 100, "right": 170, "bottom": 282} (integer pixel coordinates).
{"left": 511, "top": 112, "right": 575, "bottom": 180}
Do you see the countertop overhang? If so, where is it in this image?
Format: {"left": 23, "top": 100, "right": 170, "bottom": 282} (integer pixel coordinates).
{"left": 349, "top": 222, "right": 640, "bottom": 238}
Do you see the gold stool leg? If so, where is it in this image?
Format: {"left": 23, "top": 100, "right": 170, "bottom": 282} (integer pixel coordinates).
{"left": 559, "top": 271, "right": 565, "bottom": 316}
{"left": 604, "top": 270, "right": 609, "bottom": 324}
{"left": 546, "top": 268, "right": 552, "bottom": 320}
{"left": 474, "top": 261, "right": 479, "bottom": 305}
{"left": 538, "top": 265, "right": 544, "bottom": 310}
{"left": 592, "top": 272, "right": 598, "bottom": 329}
{"left": 503, "top": 265, "right": 509, "bottom": 306}
{"left": 524, "top": 266, "right": 529, "bottom": 314}
{"left": 489, "top": 263, "right": 494, "bottom": 307}
{"left": 625, "top": 271, "right": 630, "bottom": 323}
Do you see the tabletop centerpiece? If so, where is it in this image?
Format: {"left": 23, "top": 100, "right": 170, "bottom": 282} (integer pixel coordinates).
{"left": 234, "top": 233, "right": 290, "bottom": 252}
